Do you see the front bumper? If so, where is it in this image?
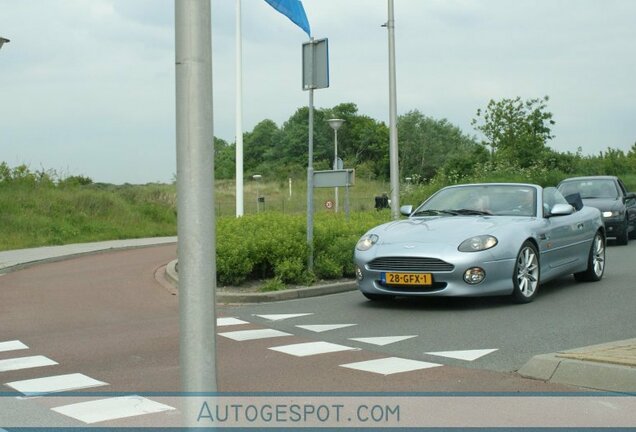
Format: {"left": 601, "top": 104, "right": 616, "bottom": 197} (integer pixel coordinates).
{"left": 354, "top": 251, "right": 517, "bottom": 297}
{"left": 603, "top": 218, "right": 625, "bottom": 238}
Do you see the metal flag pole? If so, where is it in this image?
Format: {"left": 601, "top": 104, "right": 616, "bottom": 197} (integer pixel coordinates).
{"left": 235, "top": 0, "right": 244, "bottom": 217}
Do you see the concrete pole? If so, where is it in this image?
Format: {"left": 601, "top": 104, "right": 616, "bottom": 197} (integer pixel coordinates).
{"left": 387, "top": 0, "right": 400, "bottom": 220}
{"left": 175, "top": 0, "right": 217, "bottom": 399}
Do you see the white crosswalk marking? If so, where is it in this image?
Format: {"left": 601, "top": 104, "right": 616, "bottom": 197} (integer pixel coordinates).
{"left": 295, "top": 324, "right": 356, "bottom": 333}
{"left": 0, "top": 340, "right": 28, "bottom": 353}
{"left": 52, "top": 396, "right": 175, "bottom": 424}
{"left": 6, "top": 373, "right": 108, "bottom": 396}
{"left": 425, "top": 349, "right": 498, "bottom": 361}
{"left": 340, "top": 357, "right": 442, "bottom": 375}
{"left": 348, "top": 336, "right": 417, "bottom": 346}
{"left": 269, "top": 341, "right": 358, "bottom": 357}
{"left": 217, "top": 317, "right": 249, "bottom": 327}
{"left": 254, "top": 313, "right": 313, "bottom": 321}
{"left": 218, "top": 328, "right": 291, "bottom": 341}
{"left": 0, "top": 355, "right": 58, "bottom": 372}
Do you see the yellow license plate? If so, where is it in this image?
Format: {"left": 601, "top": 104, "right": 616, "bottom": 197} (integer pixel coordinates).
{"left": 383, "top": 272, "right": 432, "bottom": 286}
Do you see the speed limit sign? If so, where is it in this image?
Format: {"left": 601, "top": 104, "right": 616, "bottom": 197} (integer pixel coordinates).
{"left": 325, "top": 200, "right": 334, "bottom": 209}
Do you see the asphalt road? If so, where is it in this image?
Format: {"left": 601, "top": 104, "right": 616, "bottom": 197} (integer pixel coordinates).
{"left": 2, "top": 240, "right": 635, "bottom": 426}
{"left": 229, "top": 239, "right": 636, "bottom": 374}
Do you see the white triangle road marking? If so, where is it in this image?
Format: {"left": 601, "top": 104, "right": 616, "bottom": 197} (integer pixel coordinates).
{"left": 340, "top": 357, "right": 442, "bottom": 375}
{"left": 296, "top": 324, "right": 357, "bottom": 333}
{"left": 348, "top": 335, "right": 417, "bottom": 346}
{"left": 254, "top": 313, "right": 314, "bottom": 321}
{"left": 425, "top": 349, "right": 498, "bottom": 361}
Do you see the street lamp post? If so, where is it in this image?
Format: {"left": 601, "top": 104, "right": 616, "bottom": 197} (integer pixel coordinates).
{"left": 387, "top": 0, "right": 400, "bottom": 220}
{"left": 253, "top": 174, "right": 262, "bottom": 213}
{"left": 327, "top": 118, "right": 345, "bottom": 213}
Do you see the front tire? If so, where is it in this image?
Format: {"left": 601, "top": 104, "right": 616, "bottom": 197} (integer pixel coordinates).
{"left": 511, "top": 241, "right": 540, "bottom": 303}
{"left": 574, "top": 231, "right": 605, "bottom": 282}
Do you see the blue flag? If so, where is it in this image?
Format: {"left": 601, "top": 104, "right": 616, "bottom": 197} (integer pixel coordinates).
{"left": 264, "top": 0, "right": 311, "bottom": 37}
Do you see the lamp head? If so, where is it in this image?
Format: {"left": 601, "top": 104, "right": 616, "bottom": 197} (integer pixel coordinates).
{"left": 327, "top": 118, "right": 345, "bottom": 131}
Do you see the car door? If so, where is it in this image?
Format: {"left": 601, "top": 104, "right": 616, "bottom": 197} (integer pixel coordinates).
{"left": 540, "top": 188, "right": 589, "bottom": 275}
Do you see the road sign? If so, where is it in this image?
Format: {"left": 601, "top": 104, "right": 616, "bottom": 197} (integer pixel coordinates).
{"left": 313, "top": 169, "right": 355, "bottom": 188}
{"left": 302, "top": 38, "right": 329, "bottom": 90}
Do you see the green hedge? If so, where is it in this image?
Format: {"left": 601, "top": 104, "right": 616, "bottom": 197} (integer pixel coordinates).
{"left": 215, "top": 212, "right": 386, "bottom": 287}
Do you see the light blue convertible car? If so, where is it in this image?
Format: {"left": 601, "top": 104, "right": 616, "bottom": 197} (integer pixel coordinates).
{"left": 354, "top": 183, "right": 606, "bottom": 303}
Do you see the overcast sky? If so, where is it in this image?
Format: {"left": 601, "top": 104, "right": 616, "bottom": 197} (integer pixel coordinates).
{"left": 1, "top": 0, "right": 635, "bottom": 184}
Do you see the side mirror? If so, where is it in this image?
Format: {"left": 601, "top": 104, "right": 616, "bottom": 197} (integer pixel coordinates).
{"left": 624, "top": 192, "right": 636, "bottom": 201}
{"left": 400, "top": 205, "right": 413, "bottom": 216}
{"left": 549, "top": 203, "right": 575, "bottom": 217}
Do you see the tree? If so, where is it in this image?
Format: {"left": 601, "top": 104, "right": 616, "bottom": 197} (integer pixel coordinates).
{"left": 398, "top": 110, "right": 483, "bottom": 181}
{"left": 243, "top": 119, "right": 281, "bottom": 173}
{"left": 323, "top": 104, "right": 389, "bottom": 180}
{"left": 471, "top": 96, "right": 555, "bottom": 168}
{"left": 214, "top": 137, "right": 235, "bottom": 179}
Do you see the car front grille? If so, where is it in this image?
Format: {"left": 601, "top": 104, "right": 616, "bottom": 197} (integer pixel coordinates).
{"left": 367, "top": 257, "right": 454, "bottom": 272}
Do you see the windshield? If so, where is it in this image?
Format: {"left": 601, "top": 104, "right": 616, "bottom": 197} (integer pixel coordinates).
{"left": 558, "top": 179, "right": 618, "bottom": 199}
{"left": 413, "top": 185, "right": 537, "bottom": 217}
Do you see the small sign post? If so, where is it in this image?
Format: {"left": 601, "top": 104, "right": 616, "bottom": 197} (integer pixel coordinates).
{"left": 303, "top": 38, "right": 329, "bottom": 272}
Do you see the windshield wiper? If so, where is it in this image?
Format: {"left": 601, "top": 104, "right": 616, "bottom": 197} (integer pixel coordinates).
{"left": 451, "top": 208, "right": 492, "bottom": 215}
{"left": 411, "top": 209, "right": 458, "bottom": 217}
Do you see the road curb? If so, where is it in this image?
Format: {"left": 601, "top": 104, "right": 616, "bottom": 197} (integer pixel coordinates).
{"left": 163, "top": 259, "right": 357, "bottom": 303}
{"left": 518, "top": 339, "right": 636, "bottom": 393}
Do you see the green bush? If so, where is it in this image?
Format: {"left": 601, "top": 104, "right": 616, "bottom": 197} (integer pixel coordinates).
{"left": 214, "top": 212, "right": 386, "bottom": 287}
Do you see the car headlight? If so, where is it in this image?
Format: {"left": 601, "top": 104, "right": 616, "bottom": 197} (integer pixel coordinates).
{"left": 458, "top": 235, "right": 498, "bottom": 252}
{"left": 356, "top": 234, "right": 379, "bottom": 251}
{"left": 602, "top": 211, "right": 620, "bottom": 218}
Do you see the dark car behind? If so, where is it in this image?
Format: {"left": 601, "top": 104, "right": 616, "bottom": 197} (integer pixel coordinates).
{"left": 557, "top": 176, "right": 636, "bottom": 245}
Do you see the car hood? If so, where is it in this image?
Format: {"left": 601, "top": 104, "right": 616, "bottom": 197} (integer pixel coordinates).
{"left": 582, "top": 198, "right": 622, "bottom": 212}
{"left": 370, "top": 216, "right": 529, "bottom": 246}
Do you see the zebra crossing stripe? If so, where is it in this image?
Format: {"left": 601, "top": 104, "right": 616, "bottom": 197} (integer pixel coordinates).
{"left": 0, "top": 356, "right": 58, "bottom": 372}
{"left": 269, "top": 341, "right": 358, "bottom": 357}
{"left": 52, "top": 396, "right": 175, "bottom": 424}
{"left": 5, "top": 373, "right": 108, "bottom": 396}
{"left": 217, "top": 317, "right": 249, "bottom": 327}
{"left": 253, "top": 313, "right": 313, "bottom": 321}
{"left": 0, "top": 340, "right": 28, "bottom": 353}
{"left": 218, "top": 329, "right": 291, "bottom": 341}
